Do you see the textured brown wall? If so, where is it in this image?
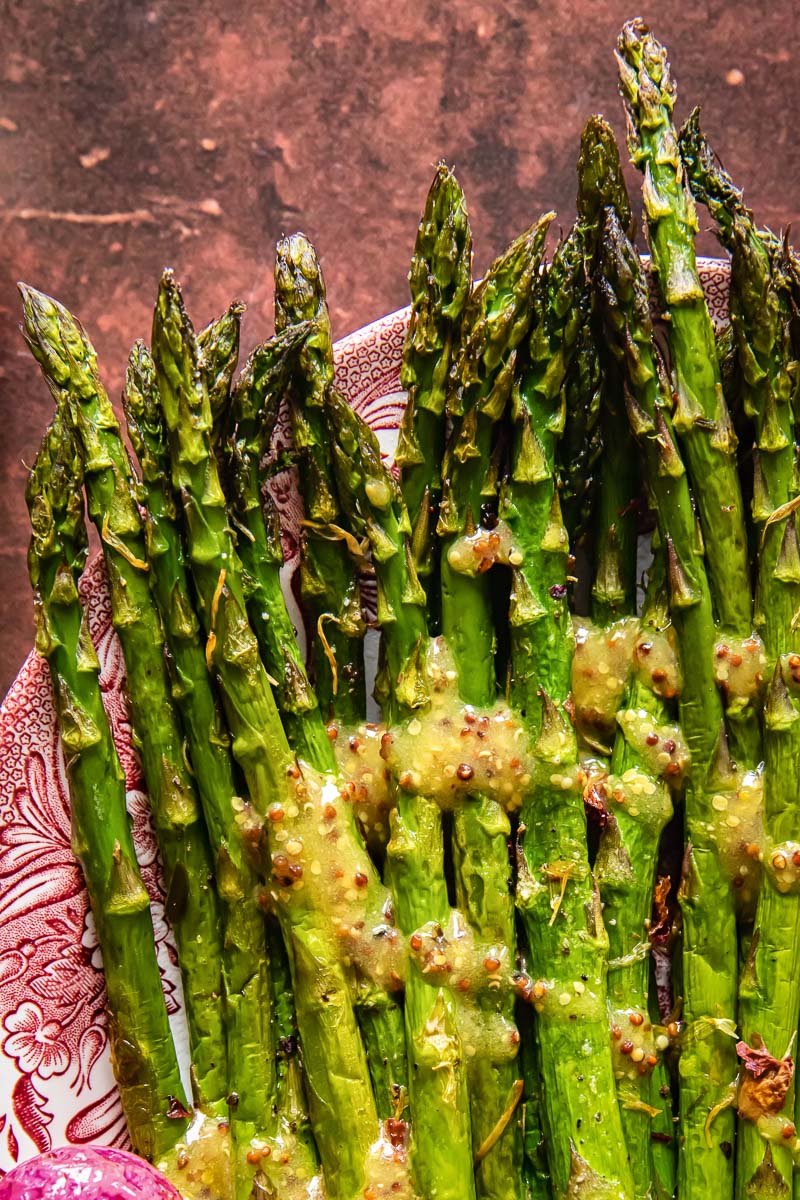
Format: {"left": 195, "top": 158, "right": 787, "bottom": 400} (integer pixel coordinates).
{"left": 1, "top": 0, "right": 799, "bottom": 698}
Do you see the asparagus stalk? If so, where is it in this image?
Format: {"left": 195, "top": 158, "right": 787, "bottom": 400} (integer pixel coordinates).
{"left": 679, "top": 110, "right": 800, "bottom": 1197}
{"left": 616, "top": 19, "right": 760, "bottom": 765}
{"left": 504, "top": 231, "right": 634, "bottom": 1200}
{"left": 396, "top": 161, "right": 472, "bottom": 630}
{"left": 26, "top": 410, "right": 191, "bottom": 1168}
{"left": 123, "top": 342, "right": 319, "bottom": 1200}
{"left": 437, "top": 216, "right": 553, "bottom": 1200}
{"left": 20, "top": 287, "right": 229, "bottom": 1127}
{"left": 219, "top": 325, "right": 326, "bottom": 763}
{"left": 219, "top": 324, "right": 408, "bottom": 1122}
{"left": 577, "top": 121, "right": 676, "bottom": 1197}
{"left": 324, "top": 387, "right": 474, "bottom": 1200}
{"left": 593, "top": 555, "right": 678, "bottom": 1200}
{"left": 274, "top": 235, "right": 366, "bottom": 726}
{"left": 598, "top": 206, "right": 740, "bottom": 1200}
{"left": 150, "top": 270, "right": 387, "bottom": 1200}
{"left": 576, "top": 116, "right": 640, "bottom": 626}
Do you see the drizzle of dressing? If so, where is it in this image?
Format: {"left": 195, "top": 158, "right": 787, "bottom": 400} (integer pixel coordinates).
{"left": 614, "top": 710, "right": 690, "bottom": 786}
{"left": 263, "top": 767, "right": 405, "bottom": 994}
{"left": 361, "top": 1121, "right": 416, "bottom": 1200}
{"left": 632, "top": 625, "right": 682, "bottom": 701}
{"left": 334, "top": 640, "right": 538, "bottom": 817}
{"left": 609, "top": 1008, "right": 676, "bottom": 1085}
{"left": 713, "top": 635, "right": 767, "bottom": 706}
{"left": 444, "top": 519, "right": 522, "bottom": 576}
{"left": 572, "top": 617, "right": 640, "bottom": 746}
{"left": 762, "top": 839, "right": 800, "bottom": 894}
{"left": 707, "top": 766, "right": 764, "bottom": 917}
{"left": 158, "top": 1111, "right": 233, "bottom": 1200}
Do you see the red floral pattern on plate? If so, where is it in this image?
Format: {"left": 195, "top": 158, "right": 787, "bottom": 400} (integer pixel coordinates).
{"left": 0, "top": 261, "right": 730, "bottom": 1167}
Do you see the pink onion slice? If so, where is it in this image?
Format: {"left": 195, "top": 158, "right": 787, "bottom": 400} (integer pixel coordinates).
{"left": 0, "top": 1145, "right": 183, "bottom": 1199}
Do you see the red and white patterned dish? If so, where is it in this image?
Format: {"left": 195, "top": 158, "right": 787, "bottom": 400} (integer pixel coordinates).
{"left": 0, "top": 260, "right": 730, "bottom": 1172}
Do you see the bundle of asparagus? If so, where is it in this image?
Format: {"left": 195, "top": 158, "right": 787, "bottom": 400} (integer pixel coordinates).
{"left": 17, "top": 16, "right": 800, "bottom": 1200}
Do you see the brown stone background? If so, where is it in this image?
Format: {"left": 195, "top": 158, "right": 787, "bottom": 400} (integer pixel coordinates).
{"left": 1, "top": 0, "right": 798, "bottom": 699}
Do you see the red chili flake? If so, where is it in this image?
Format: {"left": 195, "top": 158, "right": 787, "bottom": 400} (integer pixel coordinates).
{"left": 483, "top": 955, "right": 501, "bottom": 972}
{"left": 645, "top": 733, "right": 659, "bottom": 745}
{"left": 630, "top": 1012, "right": 644, "bottom": 1027}
{"left": 410, "top": 933, "right": 423, "bottom": 951}
{"left": 457, "top": 763, "right": 475, "bottom": 781}
{"left": 354, "top": 872, "right": 368, "bottom": 888}
{"left": 620, "top": 1041, "right": 634, "bottom": 1056}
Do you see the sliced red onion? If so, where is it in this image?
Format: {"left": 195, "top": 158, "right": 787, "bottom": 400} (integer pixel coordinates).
{"left": 0, "top": 1145, "right": 182, "bottom": 1199}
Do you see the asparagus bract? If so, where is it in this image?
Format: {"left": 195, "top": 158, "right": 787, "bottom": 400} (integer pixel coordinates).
{"left": 680, "top": 110, "right": 800, "bottom": 1197}
{"left": 616, "top": 19, "right": 760, "bottom": 765}
{"left": 598, "top": 208, "right": 739, "bottom": 1200}
{"left": 275, "top": 236, "right": 366, "bottom": 726}
{"left": 26, "top": 411, "right": 191, "bottom": 1168}
{"left": 150, "top": 271, "right": 384, "bottom": 1200}
{"left": 20, "top": 287, "right": 229, "bottom": 1127}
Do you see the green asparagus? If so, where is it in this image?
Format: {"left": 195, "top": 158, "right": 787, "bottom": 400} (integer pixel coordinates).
{"left": 124, "top": 341, "right": 319, "bottom": 1200}
{"left": 26, "top": 410, "right": 192, "bottom": 1169}
{"left": 598, "top": 206, "right": 740, "bottom": 1200}
{"left": 325, "top": 387, "right": 474, "bottom": 1200}
{"left": 149, "top": 269, "right": 390, "bottom": 1200}
{"left": 616, "top": 19, "right": 760, "bottom": 766}
{"left": 219, "top": 321, "right": 408, "bottom": 1122}
{"left": 396, "top": 161, "right": 472, "bottom": 629}
{"left": 679, "top": 109, "right": 800, "bottom": 1198}
{"left": 438, "top": 215, "right": 553, "bottom": 1200}
{"left": 504, "top": 231, "right": 634, "bottom": 1200}
{"left": 275, "top": 235, "right": 366, "bottom": 726}
{"left": 20, "top": 287, "right": 229, "bottom": 1133}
